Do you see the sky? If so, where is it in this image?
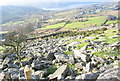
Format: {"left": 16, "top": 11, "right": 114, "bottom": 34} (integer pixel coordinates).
{"left": 0, "top": 0, "right": 119, "bottom": 6}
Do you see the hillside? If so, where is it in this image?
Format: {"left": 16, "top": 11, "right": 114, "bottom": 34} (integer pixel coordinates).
{"left": 0, "top": 23, "right": 120, "bottom": 80}
{"left": 1, "top": 5, "right": 48, "bottom": 24}
{"left": 0, "top": 2, "right": 120, "bottom": 80}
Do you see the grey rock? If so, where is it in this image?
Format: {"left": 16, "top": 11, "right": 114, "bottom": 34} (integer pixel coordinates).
{"left": 96, "top": 67, "right": 120, "bottom": 81}
{"left": 92, "top": 41, "right": 101, "bottom": 45}
{"left": 0, "top": 59, "right": 2, "bottom": 64}
{"left": 110, "top": 41, "right": 120, "bottom": 47}
{"left": 32, "top": 70, "right": 48, "bottom": 79}
{"left": 54, "top": 52, "right": 69, "bottom": 62}
{"left": 102, "top": 42, "right": 109, "bottom": 45}
{"left": 80, "top": 46, "right": 88, "bottom": 52}
{"left": 76, "top": 71, "right": 102, "bottom": 81}
{"left": 11, "top": 73, "right": 19, "bottom": 79}
{"left": 57, "top": 74, "right": 64, "bottom": 80}
{"left": 68, "top": 55, "right": 75, "bottom": 64}
{"left": 87, "top": 37, "right": 97, "bottom": 40}
{"left": 8, "top": 68, "right": 19, "bottom": 74}
{"left": 73, "top": 50, "right": 82, "bottom": 59}
{"left": 3, "top": 72, "right": 12, "bottom": 80}
{"left": 67, "top": 41, "right": 81, "bottom": 51}
{"left": 67, "top": 41, "right": 81, "bottom": 47}
{"left": 83, "top": 62, "right": 93, "bottom": 73}
{"left": 117, "top": 55, "right": 120, "bottom": 60}
{"left": 14, "top": 61, "right": 20, "bottom": 66}
{"left": 58, "top": 46, "right": 66, "bottom": 51}
{"left": 99, "top": 64, "right": 114, "bottom": 71}
{"left": 73, "top": 50, "right": 90, "bottom": 62}
{"left": 21, "top": 61, "right": 30, "bottom": 67}
{"left": 31, "top": 60, "right": 45, "bottom": 70}
{"left": 46, "top": 51, "right": 55, "bottom": 60}
{"left": 91, "top": 60, "right": 98, "bottom": 67}
{"left": 65, "top": 75, "right": 75, "bottom": 79}
{"left": 75, "top": 63, "right": 83, "bottom": 70}
{"left": 0, "top": 65, "right": 7, "bottom": 71}
{"left": 19, "top": 68, "right": 24, "bottom": 77}
{"left": 48, "top": 64, "right": 68, "bottom": 80}
{"left": 91, "top": 55, "right": 105, "bottom": 64}
{"left": 2, "top": 57, "right": 11, "bottom": 66}
{"left": 109, "top": 36, "right": 118, "bottom": 39}
{"left": 7, "top": 64, "right": 19, "bottom": 68}
{"left": 0, "top": 53, "right": 9, "bottom": 59}
{"left": 19, "top": 76, "right": 26, "bottom": 80}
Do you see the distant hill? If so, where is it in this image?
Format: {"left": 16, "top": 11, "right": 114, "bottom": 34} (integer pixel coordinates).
{"left": 1, "top": 5, "right": 46, "bottom": 24}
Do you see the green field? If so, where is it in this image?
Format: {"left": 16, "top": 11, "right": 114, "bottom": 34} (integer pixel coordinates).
{"left": 0, "top": 46, "right": 5, "bottom": 53}
{"left": 41, "top": 22, "right": 65, "bottom": 29}
{"left": 40, "top": 16, "right": 119, "bottom": 29}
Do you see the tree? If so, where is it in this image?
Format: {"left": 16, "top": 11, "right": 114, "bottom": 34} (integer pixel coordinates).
{"left": 2, "top": 31, "right": 28, "bottom": 67}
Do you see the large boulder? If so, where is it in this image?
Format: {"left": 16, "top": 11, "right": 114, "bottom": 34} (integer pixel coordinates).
{"left": 54, "top": 52, "right": 69, "bottom": 63}
{"left": 76, "top": 71, "right": 103, "bottom": 81}
{"left": 48, "top": 64, "right": 68, "bottom": 80}
{"left": 96, "top": 67, "right": 120, "bottom": 81}
{"left": 73, "top": 50, "right": 90, "bottom": 62}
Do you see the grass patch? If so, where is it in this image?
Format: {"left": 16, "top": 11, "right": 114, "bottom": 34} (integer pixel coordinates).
{"left": 104, "top": 37, "right": 120, "bottom": 44}
{"left": 22, "top": 58, "right": 28, "bottom": 61}
{"left": 93, "top": 50, "right": 120, "bottom": 58}
{"left": 0, "top": 46, "right": 5, "bottom": 53}
{"left": 64, "top": 51, "right": 74, "bottom": 55}
{"left": 77, "top": 42, "right": 89, "bottom": 49}
{"left": 103, "top": 29, "right": 119, "bottom": 44}
{"left": 68, "top": 64, "right": 76, "bottom": 69}
{"left": 47, "top": 68, "right": 57, "bottom": 74}
{"left": 41, "top": 22, "right": 65, "bottom": 29}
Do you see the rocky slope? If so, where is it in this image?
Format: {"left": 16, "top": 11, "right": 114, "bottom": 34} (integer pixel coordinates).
{"left": 0, "top": 24, "right": 120, "bottom": 80}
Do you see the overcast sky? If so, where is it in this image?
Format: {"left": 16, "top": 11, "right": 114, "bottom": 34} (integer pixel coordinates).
{"left": 0, "top": 0, "right": 119, "bottom": 6}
